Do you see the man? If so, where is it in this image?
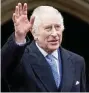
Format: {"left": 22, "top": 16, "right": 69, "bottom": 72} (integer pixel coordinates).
{"left": 1, "top": 3, "right": 86, "bottom": 92}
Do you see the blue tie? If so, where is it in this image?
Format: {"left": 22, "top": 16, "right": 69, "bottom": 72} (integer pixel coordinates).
{"left": 46, "top": 54, "right": 60, "bottom": 88}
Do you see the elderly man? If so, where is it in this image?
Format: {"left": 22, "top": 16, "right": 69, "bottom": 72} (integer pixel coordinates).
{"left": 1, "top": 3, "right": 86, "bottom": 92}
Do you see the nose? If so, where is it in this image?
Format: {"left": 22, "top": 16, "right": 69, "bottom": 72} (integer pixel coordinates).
{"left": 51, "top": 27, "right": 57, "bottom": 37}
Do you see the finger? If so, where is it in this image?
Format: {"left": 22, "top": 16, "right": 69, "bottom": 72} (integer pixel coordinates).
{"left": 18, "top": 3, "right": 22, "bottom": 15}
{"left": 29, "top": 16, "right": 35, "bottom": 31}
{"left": 23, "top": 3, "right": 27, "bottom": 15}
{"left": 30, "top": 16, "right": 35, "bottom": 26}
{"left": 15, "top": 6, "right": 19, "bottom": 18}
{"left": 12, "top": 13, "right": 16, "bottom": 23}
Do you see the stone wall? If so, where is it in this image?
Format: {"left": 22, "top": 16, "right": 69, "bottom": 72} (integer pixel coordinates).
{"left": 1, "top": 0, "right": 89, "bottom": 24}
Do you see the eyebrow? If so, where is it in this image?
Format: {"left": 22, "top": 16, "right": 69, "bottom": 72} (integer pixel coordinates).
{"left": 43, "top": 24, "right": 61, "bottom": 27}
{"left": 44, "top": 24, "right": 61, "bottom": 26}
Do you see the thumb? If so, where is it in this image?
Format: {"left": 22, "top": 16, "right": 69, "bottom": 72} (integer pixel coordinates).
{"left": 30, "top": 16, "right": 35, "bottom": 26}
{"left": 29, "top": 16, "right": 35, "bottom": 32}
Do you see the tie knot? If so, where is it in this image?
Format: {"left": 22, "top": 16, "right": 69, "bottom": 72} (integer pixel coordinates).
{"left": 46, "top": 54, "right": 58, "bottom": 61}
{"left": 46, "top": 54, "right": 58, "bottom": 63}
{"left": 46, "top": 54, "right": 52, "bottom": 58}
{"left": 46, "top": 54, "right": 53, "bottom": 62}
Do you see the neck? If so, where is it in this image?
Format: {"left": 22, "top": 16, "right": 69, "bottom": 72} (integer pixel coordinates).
{"left": 35, "top": 41, "right": 57, "bottom": 54}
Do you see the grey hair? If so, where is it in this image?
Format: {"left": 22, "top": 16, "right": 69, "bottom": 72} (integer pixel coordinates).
{"left": 30, "top": 6, "right": 64, "bottom": 34}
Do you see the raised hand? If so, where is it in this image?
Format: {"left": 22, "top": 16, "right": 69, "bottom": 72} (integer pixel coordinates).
{"left": 12, "top": 3, "right": 35, "bottom": 43}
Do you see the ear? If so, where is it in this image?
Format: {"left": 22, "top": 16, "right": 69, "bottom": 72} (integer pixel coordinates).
{"left": 34, "top": 36, "right": 38, "bottom": 41}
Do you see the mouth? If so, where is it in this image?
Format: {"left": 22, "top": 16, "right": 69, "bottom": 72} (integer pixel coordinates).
{"left": 48, "top": 40, "right": 59, "bottom": 44}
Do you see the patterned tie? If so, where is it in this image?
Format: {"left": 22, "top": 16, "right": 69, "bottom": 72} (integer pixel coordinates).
{"left": 46, "top": 54, "right": 60, "bottom": 88}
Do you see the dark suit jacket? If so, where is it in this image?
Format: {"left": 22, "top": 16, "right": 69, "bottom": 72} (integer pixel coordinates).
{"left": 1, "top": 34, "right": 86, "bottom": 92}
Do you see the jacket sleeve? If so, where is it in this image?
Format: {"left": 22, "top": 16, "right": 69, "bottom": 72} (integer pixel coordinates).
{"left": 1, "top": 33, "right": 29, "bottom": 77}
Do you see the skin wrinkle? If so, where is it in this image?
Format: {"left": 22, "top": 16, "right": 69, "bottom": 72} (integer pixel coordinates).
{"left": 29, "top": 6, "right": 64, "bottom": 53}
{"left": 34, "top": 15, "right": 63, "bottom": 53}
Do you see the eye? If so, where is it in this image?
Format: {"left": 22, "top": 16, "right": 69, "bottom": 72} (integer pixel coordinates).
{"left": 45, "top": 26, "right": 52, "bottom": 31}
{"left": 55, "top": 25, "right": 61, "bottom": 30}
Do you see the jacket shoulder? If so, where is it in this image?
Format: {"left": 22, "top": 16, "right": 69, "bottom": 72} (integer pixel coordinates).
{"left": 62, "top": 48, "right": 84, "bottom": 60}
{"left": 61, "top": 48, "right": 85, "bottom": 67}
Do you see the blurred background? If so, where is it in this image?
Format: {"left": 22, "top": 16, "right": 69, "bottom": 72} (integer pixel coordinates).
{"left": 1, "top": 0, "right": 89, "bottom": 91}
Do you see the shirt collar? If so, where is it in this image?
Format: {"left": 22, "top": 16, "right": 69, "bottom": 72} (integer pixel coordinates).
{"left": 36, "top": 43, "right": 48, "bottom": 57}
{"left": 36, "top": 42, "right": 58, "bottom": 60}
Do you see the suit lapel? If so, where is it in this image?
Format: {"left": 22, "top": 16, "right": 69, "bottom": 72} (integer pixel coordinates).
{"left": 28, "top": 41, "right": 57, "bottom": 92}
{"left": 60, "top": 47, "right": 75, "bottom": 92}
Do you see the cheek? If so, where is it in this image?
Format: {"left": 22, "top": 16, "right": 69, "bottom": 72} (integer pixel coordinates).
{"left": 38, "top": 32, "right": 48, "bottom": 43}
{"left": 58, "top": 33, "right": 62, "bottom": 39}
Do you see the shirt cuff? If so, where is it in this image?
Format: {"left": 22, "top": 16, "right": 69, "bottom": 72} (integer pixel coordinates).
{"left": 15, "top": 39, "right": 26, "bottom": 46}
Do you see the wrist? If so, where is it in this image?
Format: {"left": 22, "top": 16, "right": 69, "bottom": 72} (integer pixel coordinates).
{"left": 15, "top": 32, "right": 26, "bottom": 43}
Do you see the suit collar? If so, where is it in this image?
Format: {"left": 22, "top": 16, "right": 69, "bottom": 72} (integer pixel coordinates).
{"left": 28, "top": 41, "right": 57, "bottom": 91}
{"left": 35, "top": 42, "right": 48, "bottom": 57}
{"left": 27, "top": 41, "right": 74, "bottom": 92}
{"left": 60, "top": 47, "right": 75, "bottom": 92}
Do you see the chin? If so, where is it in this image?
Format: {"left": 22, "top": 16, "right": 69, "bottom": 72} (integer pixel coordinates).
{"left": 48, "top": 44, "right": 59, "bottom": 51}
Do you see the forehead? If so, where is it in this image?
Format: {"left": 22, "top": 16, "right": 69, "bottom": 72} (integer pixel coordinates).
{"left": 40, "top": 14, "right": 61, "bottom": 26}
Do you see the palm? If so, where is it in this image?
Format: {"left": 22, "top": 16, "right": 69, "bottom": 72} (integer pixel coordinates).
{"left": 15, "top": 15, "right": 30, "bottom": 35}
{"left": 12, "top": 3, "right": 34, "bottom": 42}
